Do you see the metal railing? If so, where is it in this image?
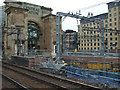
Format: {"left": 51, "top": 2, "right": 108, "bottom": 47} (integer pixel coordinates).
{"left": 28, "top": 59, "right": 120, "bottom": 88}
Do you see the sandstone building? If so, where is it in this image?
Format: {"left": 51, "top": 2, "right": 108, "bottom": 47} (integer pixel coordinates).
{"left": 78, "top": 0, "right": 120, "bottom": 53}
{"left": 3, "top": 0, "right": 58, "bottom": 59}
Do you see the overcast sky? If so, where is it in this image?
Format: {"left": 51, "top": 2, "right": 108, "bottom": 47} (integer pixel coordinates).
{"left": 0, "top": 0, "right": 116, "bottom": 31}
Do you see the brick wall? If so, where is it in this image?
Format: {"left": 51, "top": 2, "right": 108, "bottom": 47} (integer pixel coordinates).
{"left": 62, "top": 56, "right": 120, "bottom": 64}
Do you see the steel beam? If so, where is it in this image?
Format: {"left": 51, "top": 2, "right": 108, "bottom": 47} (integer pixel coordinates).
{"left": 56, "top": 12, "right": 84, "bottom": 63}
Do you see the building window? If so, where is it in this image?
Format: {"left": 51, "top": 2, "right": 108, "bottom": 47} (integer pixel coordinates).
{"left": 114, "top": 8, "right": 116, "bottom": 11}
{"left": 106, "top": 38, "right": 108, "bottom": 41}
{"left": 97, "top": 31, "right": 100, "bottom": 33}
{"left": 94, "top": 47, "right": 96, "bottom": 50}
{"left": 115, "top": 22, "right": 117, "bottom": 26}
{"left": 110, "top": 38, "right": 112, "bottom": 41}
{"left": 115, "top": 33, "right": 117, "bottom": 35}
{"left": 111, "top": 47, "right": 113, "bottom": 49}
{"left": 105, "top": 20, "right": 108, "bottom": 23}
{"left": 98, "top": 39, "right": 99, "bottom": 41}
{"left": 110, "top": 33, "right": 112, "bottom": 36}
{"left": 91, "top": 43, "right": 92, "bottom": 46}
{"left": 105, "top": 24, "right": 108, "bottom": 28}
{"left": 98, "top": 34, "right": 99, "bottom": 37}
{"left": 97, "top": 25, "right": 99, "bottom": 28}
{"left": 114, "top": 18, "right": 117, "bottom": 21}
{"left": 106, "top": 34, "right": 107, "bottom": 36}
{"left": 84, "top": 44, "right": 86, "bottom": 46}
{"left": 98, "top": 43, "right": 100, "bottom": 46}
{"left": 109, "top": 9, "right": 111, "bottom": 12}
{"left": 110, "top": 19, "right": 112, "bottom": 22}
{"left": 94, "top": 39, "right": 96, "bottom": 42}
{"left": 90, "top": 31, "right": 92, "bottom": 34}
{"left": 105, "top": 43, "right": 108, "bottom": 45}
{"left": 90, "top": 23, "right": 92, "bottom": 26}
{"left": 110, "top": 28, "right": 112, "bottom": 30}
{"left": 110, "top": 42, "right": 112, "bottom": 46}
{"left": 109, "top": 14, "right": 112, "bottom": 17}
{"left": 114, "top": 13, "right": 116, "bottom": 16}
{"left": 110, "top": 23, "right": 112, "bottom": 26}
{"left": 94, "top": 43, "right": 96, "bottom": 46}
{"left": 98, "top": 47, "right": 99, "bottom": 50}
{"left": 115, "top": 37, "right": 117, "bottom": 40}
{"left": 87, "top": 44, "right": 89, "bottom": 46}
{"left": 115, "top": 27, "right": 117, "bottom": 30}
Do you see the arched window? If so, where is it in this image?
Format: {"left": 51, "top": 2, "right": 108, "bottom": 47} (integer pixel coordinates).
{"left": 28, "top": 21, "right": 40, "bottom": 50}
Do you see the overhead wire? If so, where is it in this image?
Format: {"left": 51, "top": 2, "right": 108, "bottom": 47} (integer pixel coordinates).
{"left": 72, "top": 0, "right": 118, "bottom": 13}
{"left": 40, "top": 0, "right": 50, "bottom": 4}
{"left": 59, "top": 0, "right": 120, "bottom": 31}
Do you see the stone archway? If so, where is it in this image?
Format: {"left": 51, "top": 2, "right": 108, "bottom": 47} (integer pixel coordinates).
{"left": 28, "top": 21, "right": 40, "bottom": 51}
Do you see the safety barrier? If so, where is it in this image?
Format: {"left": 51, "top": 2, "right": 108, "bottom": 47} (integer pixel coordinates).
{"left": 29, "top": 60, "right": 120, "bottom": 88}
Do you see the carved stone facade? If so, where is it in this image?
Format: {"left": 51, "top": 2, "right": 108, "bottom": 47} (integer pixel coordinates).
{"left": 4, "top": 1, "right": 57, "bottom": 59}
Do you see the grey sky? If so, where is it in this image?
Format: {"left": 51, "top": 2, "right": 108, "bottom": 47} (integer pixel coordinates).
{"left": 0, "top": 0, "right": 116, "bottom": 31}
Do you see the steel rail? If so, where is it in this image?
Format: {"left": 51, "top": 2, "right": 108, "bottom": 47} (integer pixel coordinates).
{"left": 2, "top": 73, "right": 29, "bottom": 89}
{"left": 3, "top": 65, "right": 64, "bottom": 89}
{"left": 2, "top": 62, "right": 68, "bottom": 89}
{"left": 2, "top": 61, "right": 101, "bottom": 90}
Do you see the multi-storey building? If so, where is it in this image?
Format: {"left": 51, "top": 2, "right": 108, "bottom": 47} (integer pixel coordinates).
{"left": 62, "top": 30, "right": 77, "bottom": 52}
{"left": 78, "top": 0, "right": 120, "bottom": 53}
{"left": 3, "top": 0, "right": 59, "bottom": 59}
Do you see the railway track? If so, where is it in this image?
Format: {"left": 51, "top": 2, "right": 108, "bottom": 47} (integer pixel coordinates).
{"left": 2, "top": 61, "right": 101, "bottom": 89}
{"left": 2, "top": 74, "right": 28, "bottom": 89}
{"left": 2, "top": 63, "right": 62, "bottom": 89}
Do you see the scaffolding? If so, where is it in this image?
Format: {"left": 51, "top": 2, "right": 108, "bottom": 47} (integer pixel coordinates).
{"left": 56, "top": 12, "right": 84, "bottom": 63}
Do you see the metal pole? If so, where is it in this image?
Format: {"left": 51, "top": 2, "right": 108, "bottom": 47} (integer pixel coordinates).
{"left": 0, "top": 26, "right": 2, "bottom": 60}
{"left": 17, "top": 28, "right": 20, "bottom": 56}
{"left": 99, "top": 20, "right": 106, "bottom": 71}
{"left": 56, "top": 13, "right": 61, "bottom": 63}
{"left": 0, "top": 7, "right": 2, "bottom": 60}
{"left": 100, "top": 21, "right": 105, "bottom": 56}
{"left": 55, "top": 12, "right": 84, "bottom": 63}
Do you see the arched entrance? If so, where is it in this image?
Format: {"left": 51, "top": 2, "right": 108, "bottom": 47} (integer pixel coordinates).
{"left": 28, "top": 21, "right": 40, "bottom": 51}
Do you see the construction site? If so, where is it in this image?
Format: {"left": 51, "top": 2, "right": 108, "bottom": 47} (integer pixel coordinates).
{"left": 0, "top": 0, "right": 120, "bottom": 89}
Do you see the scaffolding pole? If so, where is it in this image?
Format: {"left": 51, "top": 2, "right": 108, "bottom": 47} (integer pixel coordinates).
{"left": 56, "top": 12, "right": 84, "bottom": 63}
{"left": 0, "top": 26, "right": 2, "bottom": 60}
